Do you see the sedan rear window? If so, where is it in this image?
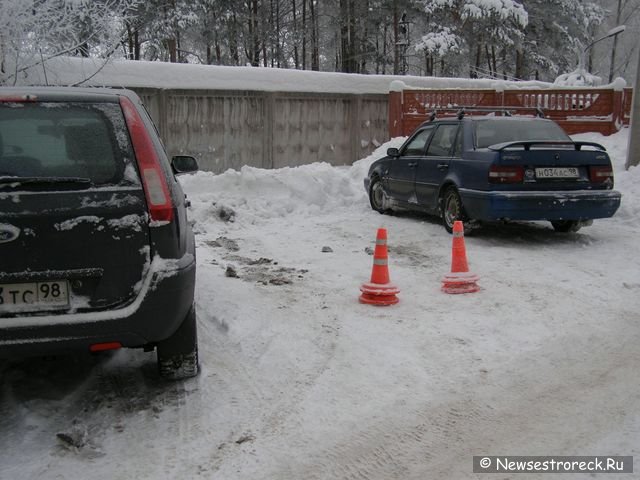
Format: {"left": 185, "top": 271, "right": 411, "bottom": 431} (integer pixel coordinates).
{"left": 0, "top": 103, "right": 128, "bottom": 185}
{"left": 474, "top": 119, "right": 571, "bottom": 148}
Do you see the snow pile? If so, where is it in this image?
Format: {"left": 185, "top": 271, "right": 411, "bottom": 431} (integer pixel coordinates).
{"left": 615, "top": 164, "right": 640, "bottom": 221}
{"left": 180, "top": 137, "right": 406, "bottom": 226}
{"left": 553, "top": 68, "right": 603, "bottom": 87}
{"left": 573, "top": 128, "right": 639, "bottom": 221}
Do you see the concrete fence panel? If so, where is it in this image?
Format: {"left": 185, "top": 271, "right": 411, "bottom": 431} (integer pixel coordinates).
{"left": 133, "top": 88, "right": 388, "bottom": 173}
{"left": 273, "top": 95, "right": 351, "bottom": 169}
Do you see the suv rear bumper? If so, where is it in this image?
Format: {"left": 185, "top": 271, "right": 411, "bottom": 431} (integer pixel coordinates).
{"left": 459, "top": 188, "right": 622, "bottom": 221}
{"left": 0, "top": 252, "right": 195, "bottom": 357}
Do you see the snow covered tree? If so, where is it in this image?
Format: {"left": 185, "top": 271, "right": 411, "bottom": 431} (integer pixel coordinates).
{"left": 2, "top": 0, "right": 633, "bottom": 82}
{"left": 520, "top": 0, "right": 605, "bottom": 82}
{"left": 418, "top": 0, "right": 528, "bottom": 78}
{"left": 0, "top": 0, "right": 139, "bottom": 85}
{"left": 414, "top": 27, "right": 460, "bottom": 76}
{"left": 123, "top": 0, "right": 199, "bottom": 63}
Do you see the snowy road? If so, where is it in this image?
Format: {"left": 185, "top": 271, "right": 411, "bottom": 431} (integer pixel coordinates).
{"left": 1, "top": 131, "right": 638, "bottom": 479}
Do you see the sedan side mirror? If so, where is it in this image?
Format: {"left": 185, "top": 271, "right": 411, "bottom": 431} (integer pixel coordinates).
{"left": 171, "top": 155, "right": 199, "bottom": 174}
{"left": 387, "top": 147, "right": 400, "bottom": 157}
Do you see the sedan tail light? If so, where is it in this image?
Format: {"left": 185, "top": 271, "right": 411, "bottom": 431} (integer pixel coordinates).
{"left": 489, "top": 165, "right": 524, "bottom": 184}
{"left": 120, "top": 96, "right": 174, "bottom": 223}
{"left": 589, "top": 166, "right": 614, "bottom": 184}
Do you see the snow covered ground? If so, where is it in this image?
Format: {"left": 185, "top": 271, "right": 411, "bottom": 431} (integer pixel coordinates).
{"left": 1, "top": 129, "right": 638, "bottom": 479}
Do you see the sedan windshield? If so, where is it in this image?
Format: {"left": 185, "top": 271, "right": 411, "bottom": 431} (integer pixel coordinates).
{"left": 474, "top": 118, "right": 571, "bottom": 148}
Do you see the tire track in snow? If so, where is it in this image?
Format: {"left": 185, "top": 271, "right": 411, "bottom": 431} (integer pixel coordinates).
{"left": 263, "top": 311, "right": 639, "bottom": 480}
{"left": 289, "top": 392, "right": 494, "bottom": 480}
{"left": 258, "top": 295, "right": 341, "bottom": 439}
{"left": 195, "top": 224, "right": 344, "bottom": 440}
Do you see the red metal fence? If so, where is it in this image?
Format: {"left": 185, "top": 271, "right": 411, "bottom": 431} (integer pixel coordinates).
{"left": 389, "top": 87, "right": 634, "bottom": 137}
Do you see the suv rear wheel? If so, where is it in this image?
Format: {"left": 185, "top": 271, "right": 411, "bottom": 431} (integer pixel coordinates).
{"left": 157, "top": 305, "right": 199, "bottom": 380}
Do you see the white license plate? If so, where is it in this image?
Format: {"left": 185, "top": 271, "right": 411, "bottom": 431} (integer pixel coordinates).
{"left": 536, "top": 167, "right": 579, "bottom": 179}
{"left": 0, "top": 281, "right": 69, "bottom": 309}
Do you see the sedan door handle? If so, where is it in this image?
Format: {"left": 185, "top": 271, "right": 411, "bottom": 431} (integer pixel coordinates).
{"left": 408, "top": 162, "right": 418, "bottom": 167}
{"left": 437, "top": 163, "right": 449, "bottom": 170}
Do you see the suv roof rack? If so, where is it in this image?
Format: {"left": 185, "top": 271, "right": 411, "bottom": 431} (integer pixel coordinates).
{"left": 425, "top": 106, "right": 545, "bottom": 123}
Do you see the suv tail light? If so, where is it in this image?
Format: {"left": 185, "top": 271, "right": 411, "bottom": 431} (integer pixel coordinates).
{"left": 489, "top": 165, "right": 524, "bottom": 184}
{"left": 120, "top": 96, "right": 174, "bottom": 223}
{"left": 90, "top": 342, "right": 122, "bottom": 353}
{"left": 589, "top": 166, "right": 614, "bottom": 184}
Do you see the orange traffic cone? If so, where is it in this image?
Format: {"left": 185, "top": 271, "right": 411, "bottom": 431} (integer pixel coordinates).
{"left": 441, "top": 221, "right": 480, "bottom": 294}
{"left": 359, "top": 228, "right": 400, "bottom": 305}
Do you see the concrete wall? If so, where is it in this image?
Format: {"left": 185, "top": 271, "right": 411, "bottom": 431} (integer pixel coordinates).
{"left": 133, "top": 88, "right": 388, "bottom": 173}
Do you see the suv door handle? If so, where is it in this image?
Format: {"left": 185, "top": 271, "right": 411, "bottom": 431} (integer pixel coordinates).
{"left": 408, "top": 162, "right": 418, "bottom": 167}
{"left": 437, "top": 163, "right": 449, "bottom": 170}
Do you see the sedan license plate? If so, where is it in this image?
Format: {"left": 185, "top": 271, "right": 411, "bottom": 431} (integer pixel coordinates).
{"left": 536, "top": 167, "right": 579, "bottom": 179}
{"left": 0, "top": 281, "right": 69, "bottom": 310}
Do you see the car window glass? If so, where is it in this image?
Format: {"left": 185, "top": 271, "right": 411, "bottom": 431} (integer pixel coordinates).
{"left": 453, "top": 128, "right": 463, "bottom": 157}
{"left": 402, "top": 127, "right": 434, "bottom": 156}
{"left": 474, "top": 119, "right": 571, "bottom": 148}
{"left": 0, "top": 103, "right": 126, "bottom": 185}
{"left": 426, "top": 124, "right": 459, "bottom": 157}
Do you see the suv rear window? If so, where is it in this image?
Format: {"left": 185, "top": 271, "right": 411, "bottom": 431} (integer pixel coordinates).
{"left": 474, "top": 119, "right": 570, "bottom": 148}
{"left": 0, "top": 102, "right": 128, "bottom": 185}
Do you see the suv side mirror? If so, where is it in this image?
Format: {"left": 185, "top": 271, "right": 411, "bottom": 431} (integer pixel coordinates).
{"left": 171, "top": 155, "right": 199, "bottom": 174}
{"left": 387, "top": 147, "right": 400, "bottom": 157}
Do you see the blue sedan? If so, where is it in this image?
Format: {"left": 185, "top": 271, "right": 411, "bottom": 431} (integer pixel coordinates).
{"left": 365, "top": 112, "right": 621, "bottom": 233}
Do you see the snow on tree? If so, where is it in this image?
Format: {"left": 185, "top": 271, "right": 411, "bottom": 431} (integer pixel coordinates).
{"left": 0, "top": 0, "right": 139, "bottom": 86}
{"left": 419, "top": 0, "right": 528, "bottom": 78}
{"left": 460, "top": 0, "right": 528, "bottom": 27}
{"left": 415, "top": 27, "right": 460, "bottom": 57}
{"left": 414, "top": 26, "right": 460, "bottom": 75}
{"left": 128, "top": 0, "right": 199, "bottom": 63}
{"left": 0, "top": 0, "right": 634, "bottom": 83}
{"left": 520, "top": 0, "right": 606, "bottom": 82}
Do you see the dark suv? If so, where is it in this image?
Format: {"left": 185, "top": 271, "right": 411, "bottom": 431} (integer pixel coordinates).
{"left": 0, "top": 87, "right": 199, "bottom": 380}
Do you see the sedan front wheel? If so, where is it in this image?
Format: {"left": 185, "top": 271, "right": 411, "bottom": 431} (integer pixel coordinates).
{"left": 369, "top": 177, "right": 389, "bottom": 214}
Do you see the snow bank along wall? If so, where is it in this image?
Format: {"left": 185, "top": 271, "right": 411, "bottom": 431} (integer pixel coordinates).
{"left": 133, "top": 88, "right": 387, "bottom": 174}
{"left": 389, "top": 86, "right": 634, "bottom": 138}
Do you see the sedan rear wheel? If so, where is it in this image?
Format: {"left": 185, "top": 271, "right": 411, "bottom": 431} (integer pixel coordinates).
{"left": 551, "top": 220, "right": 582, "bottom": 233}
{"left": 441, "top": 187, "right": 466, "bottom": 234}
